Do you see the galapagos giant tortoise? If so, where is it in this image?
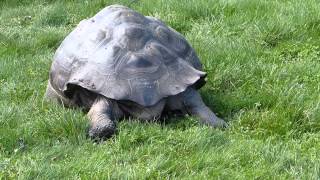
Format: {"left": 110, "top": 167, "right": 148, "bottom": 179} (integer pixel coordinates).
{"left": 45, "top": 5, "right": 227, "bottom": 139}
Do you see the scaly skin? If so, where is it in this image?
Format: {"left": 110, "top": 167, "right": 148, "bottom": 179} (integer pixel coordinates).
{"left": 45, "top": 84, "right": 226, "bottom": 140}
{"left": 179, "top": 88, "right": 227, "bottom": 128}
{"left": 87, "top": 96, "right": 118, "bottom": 140}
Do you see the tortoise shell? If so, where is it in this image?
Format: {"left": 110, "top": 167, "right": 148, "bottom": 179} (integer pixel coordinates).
{"left": 49, "top": 5, "right": 206, "bottom": 106}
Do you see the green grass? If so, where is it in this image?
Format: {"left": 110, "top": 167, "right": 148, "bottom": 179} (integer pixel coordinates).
{"left": 1, "top": 0, "right": 320, "bottom": 179}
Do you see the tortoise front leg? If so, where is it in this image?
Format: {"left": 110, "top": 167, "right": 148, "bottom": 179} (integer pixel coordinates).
{"left": 182, "top": 88, "right": 227, "bottom": 128}
{"left": 87, "top": 96, "right": 122, "bottom": 140}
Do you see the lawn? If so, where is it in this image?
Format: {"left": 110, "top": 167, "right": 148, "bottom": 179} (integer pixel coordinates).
{"left": 1, "top": 0, "right": 320, "bottom": 179}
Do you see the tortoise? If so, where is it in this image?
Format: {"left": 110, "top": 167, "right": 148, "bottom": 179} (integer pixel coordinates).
{"left": 45, "top": 4, "right": 227, "bottom": 139}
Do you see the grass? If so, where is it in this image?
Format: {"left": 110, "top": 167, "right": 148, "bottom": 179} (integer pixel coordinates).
{"left": 1, "top": 0, "right": 320, "bottom": 179}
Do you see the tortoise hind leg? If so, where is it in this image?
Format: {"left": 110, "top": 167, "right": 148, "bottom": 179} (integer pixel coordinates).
{"left": 44, "top": 81, "right": 73, "bottom": 107}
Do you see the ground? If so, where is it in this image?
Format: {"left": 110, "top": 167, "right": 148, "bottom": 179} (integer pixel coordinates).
{"left": 1, "top": 0, "right": 320, "bottom": 179}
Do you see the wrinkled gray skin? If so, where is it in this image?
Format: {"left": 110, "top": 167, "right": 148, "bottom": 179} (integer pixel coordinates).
{"left": 45, "top": 5, "right": 227, "bottom": 140}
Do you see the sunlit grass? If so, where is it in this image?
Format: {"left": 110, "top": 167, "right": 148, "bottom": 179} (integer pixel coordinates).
{"left": 1, "top": 0, "right": 320, "bottom": 179}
